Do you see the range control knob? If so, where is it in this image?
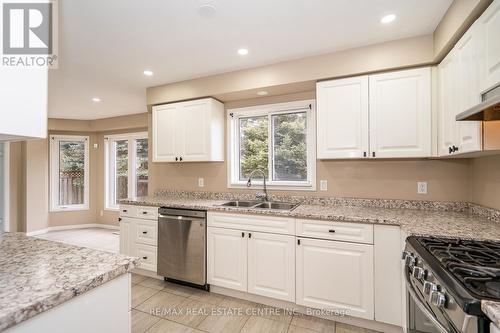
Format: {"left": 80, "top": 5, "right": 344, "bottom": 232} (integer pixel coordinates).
{"left": 405, "top": 254, "right": 415, "bottom": 267}
{"left": 423, "top": 281, "right": 438, "bottom": 295}
{"left": 412, "top": 266, "right": 425, "bottom": 279}
{"left": 402, "top": 251, "right": 412, "bottom": 260}
{"left": 430, "top": 291, "right": 446, "bottom": 308}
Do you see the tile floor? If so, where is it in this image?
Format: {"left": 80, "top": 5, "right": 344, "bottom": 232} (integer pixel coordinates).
{"left": 131, "top": 274, "right": 381, "bottom": 333}
{"left": 35, "top": 227, "right": 119, "bottom": 253}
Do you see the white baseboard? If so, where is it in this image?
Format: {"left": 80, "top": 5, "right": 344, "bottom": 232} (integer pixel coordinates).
{"left": 26, "top": 223, "right": 119, "bottom": 236}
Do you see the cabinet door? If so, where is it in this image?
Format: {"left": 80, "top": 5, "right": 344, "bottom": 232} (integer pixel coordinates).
{"left": 480, "top": 0, "right": 500, "bottom": 91}
{"left": 247, "top": 232, "right": 295, "bottom": 302}
{"left": 455, "top": 23, "right": 483, "bottom": 154}
{"left": 152, "top": 104, "right": 178, "bottom": 162}
{"left": 119, "top": 217, "right": 132, "bottom": 256}
{"left": 296, "top": 238, "right": 374, "bottom": 320}
{"left": 369, "top": 68, "right": 431, "bottom": 158}
{"left": 177, "top": 100, "right": 210, "bottom": 162}
{"left": 438, "top": 50, "right": 459, "bottom": 156}
{"left": 207, "top": 227, "right": 247, "bottom": 291}
{"left": 316, "top": 76, "right": 369, "bottom": 159}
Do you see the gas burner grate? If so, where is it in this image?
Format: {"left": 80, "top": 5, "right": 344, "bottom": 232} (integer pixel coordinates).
{"left": 417, "top": 237, "right": 500, "bottom": 300}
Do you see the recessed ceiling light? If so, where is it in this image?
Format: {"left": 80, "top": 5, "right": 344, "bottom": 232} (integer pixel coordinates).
{"left": 237, "top": 48, "right": 249, "bottom": 56}
{"left": 380, "top": 14, "right": 396, "bottom": 24}
{"left": 91, "top": 97, "right": 101, "bottom": 102}
{"left": 257, "top": 91, "right": 268, "bottom": 96}
{"left": 143, "top": 70, "right": 154, "bottom": 76}
{"left": 198, "top": 4, "right": 217, "bottom": 18}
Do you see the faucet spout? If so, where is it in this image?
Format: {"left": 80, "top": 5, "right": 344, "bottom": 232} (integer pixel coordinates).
{"left": 246, "top": 169, "right": 268, "bottom": 202}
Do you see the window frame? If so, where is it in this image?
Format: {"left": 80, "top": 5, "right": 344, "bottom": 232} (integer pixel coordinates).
{"left": 104, "top": 132, "right": 148, "bottom": 211}
{"left": 227, "top": 100, "right": 316, "bottom": 191}
{"left": 49, "top": 135, "right": 90, "bottom": 212}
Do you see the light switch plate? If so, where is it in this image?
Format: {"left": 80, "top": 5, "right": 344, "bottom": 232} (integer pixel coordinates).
{"left": 417, "top": 182, "right": 428, "bottom": 194}
{"left": 198, "top": 178, "right": 204, "bottom": 187}
{"left": 320, "top": 180, "right": 328, "bottom": 191}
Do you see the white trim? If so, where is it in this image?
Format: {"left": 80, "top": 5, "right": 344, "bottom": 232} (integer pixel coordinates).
{"left": 104, "top": 132, "right": 148, "bottom": 210}
{"left": 49, "top": 135, "right": 90, "bottom": 212}
{"left": 26, "top": 223, "right": 119, "bottom": 236}
{"left": 1, "top": 143, "right": 10, "bottom": 232}
{"left": 227, "top": 100, "right": 316, "bottom": 191}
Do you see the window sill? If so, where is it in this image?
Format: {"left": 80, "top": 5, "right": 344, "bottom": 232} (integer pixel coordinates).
{"left": 50, "top": 207, "right": 90, "bottom": 213}
{"left": 228, "top": 183, "right": 316, "bottom": 192}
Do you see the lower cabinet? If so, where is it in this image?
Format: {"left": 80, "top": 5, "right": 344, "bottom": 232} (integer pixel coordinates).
{"left": 207, "top": 226, "right": 296, "bottom": 302}
{"left": 296, "top": 237, "right": 374, "bottom": 320}
{"left": 119, "top": 217, "right": 132, "bottom": 256}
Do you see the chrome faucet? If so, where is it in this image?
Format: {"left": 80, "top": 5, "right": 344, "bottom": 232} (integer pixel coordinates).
{"left": 246, "top": 169, "right": 268, "bottom": 202}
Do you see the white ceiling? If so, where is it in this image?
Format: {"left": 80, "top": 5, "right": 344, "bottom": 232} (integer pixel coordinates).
{"left": 48, "top": 0, "right": 453, "bottom": 120}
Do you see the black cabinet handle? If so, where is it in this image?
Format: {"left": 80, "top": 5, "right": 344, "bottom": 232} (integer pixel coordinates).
{"left": 248, "top": 233, "right": 252, "bottom": 238}
{"left": 297, "top": 239, "right": 301, "bottom": 245}
{"left": 123, "top": 209, "right": 127, "bottom": 212}
{"left": 328, "top": 229, "right": 336, "bottom": 233}
{"left": 179, "top": 157, "right": 183, "bottom": 162}
{"left": 372, "top": 151, "right": 376, "bottom": 158}
{"left": 453, "top": 145, "right": 459, "bottom": 152}
{"left": 449, "top": 146, "right": 453, "bottom": 154}
{"left": 363, "top": 151, "right": 367, "bottom": 157}
{"left": 175, "top": 157, "right": 178, "bottom": 161}
{"left": 118, "top": 217, "right": 122, "bottom": 222}
{"left": 241, "top": 232, "right": 245, "bottom": 238}
{"left": 142, "top": 211, "right": 148, "bottom": 214}
{"left": 142, "top": 256, "right": 148, "bottom": 260}
{"left": 142, "top": 231, "right": 147, "bottom": 234}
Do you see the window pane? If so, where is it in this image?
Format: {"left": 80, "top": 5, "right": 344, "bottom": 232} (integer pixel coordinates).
{"left": 114, "top": 140, "right": 128, "bottom": 204}
{"left": 239, "top": 116, "right": 268, "bottom": 181}
{"left": 272, "top": 112, "right": 307, "bottom": 181}
{"left": 59, "top": 140, "right": 85, "bottom": 206}
{"left": 135, "top": 138, "right": 148, "bottom": 197}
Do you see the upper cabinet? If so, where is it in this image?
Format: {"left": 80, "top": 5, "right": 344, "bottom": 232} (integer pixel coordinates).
{"left": 317, "top": 67, "right": 431, "bottom": 159}
{"left": 152, "top": 98, "right": 225, "bottom": 162}
{"left": 316, "top": 76, "right": 369, "bottom": 158}
{"left": 480, "top": 0, "right": 500, "bottom": 91}
{"left": 0, "top": 67, "right": 48, "bottom": 141}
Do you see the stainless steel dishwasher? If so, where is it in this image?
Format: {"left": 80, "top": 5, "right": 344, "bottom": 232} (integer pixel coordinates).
{"left": 157, "top": 207, "right": 207, "bottom": 287}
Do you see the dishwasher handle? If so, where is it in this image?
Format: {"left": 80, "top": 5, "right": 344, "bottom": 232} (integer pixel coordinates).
{"left": 159, "top": 214, "right": 206, "bottom": 222}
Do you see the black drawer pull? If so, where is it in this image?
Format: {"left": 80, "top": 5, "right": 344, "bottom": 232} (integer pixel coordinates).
{"left": 328, "top": 229, "right": 336, "bottom": 233}
{"left": 241, "top": 232, "right": 245, "bottom": 238}
{"left": 142, "top": 211, "right": 148, "bottom": 214}
{"left": 142, "top": 231, "right": 147, "bottom": 234}
{"left": 248, "top": 233, "right": 252, "bottom": 238}
{"left": 118, "top": 217, "right": 122, "bottom": 222}
{"left": 123, "top": 209, "right": 127, "bottom": 212}
{"left": 142, "top": 256, "right": 148, "bottom": 260}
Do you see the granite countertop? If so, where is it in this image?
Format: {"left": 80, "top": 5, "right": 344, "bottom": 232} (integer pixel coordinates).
{"left": 121, "top": 196, "right": 500, "bottom": 242}
{"left": 482, "top": 301, "right": 500, "bottom": 328}
{"left": 0, "top": 233, "right": 137, "bottom": 331}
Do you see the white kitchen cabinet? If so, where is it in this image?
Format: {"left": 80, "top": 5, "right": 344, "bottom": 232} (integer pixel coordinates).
{"left": 207, "top": 227, "right": 248, "bottom": 292}
{"left": 296, "top": 237, "right": 374, "bottom": 320}
{"left": 0, "top": 67, "right": 48, "bottom": 141}
{"left": 374, "top": 225, "right": 403, "bottom": 326}
{"left": 438, "top": 49, "right": 459, "bottom": 156}
{"left": 247, "top": 232, "right": 295, "bottom": 302}
{"left": 152, "top": 98, "right": 224, "bottom": 162}
{"left": 480, "top": 0, "right": 500, "bottom": 91}
{"left": 316, "top": 76, "right": 369, "bottom": 158}
{"left": 369, "top": 68, "right": 431, "bottom": 158}
{"left": 455, "top": 22, "right": 483, "bottom": 154}
{"left": 316, "top": 67, "right": 431, "bottom": 159}
{"left": 119, "top": 217, "right": 132, "bottom": 256}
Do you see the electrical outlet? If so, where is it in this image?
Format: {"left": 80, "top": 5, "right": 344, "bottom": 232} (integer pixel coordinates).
{"left": 320, "top": 180, "right": 328, "bottom": 191}
{"left": 93, "top": 143, "right": 99, "bottom": 149}
{"left": 417, "top": 182, "right": 428, "bottom": 194}
{"left": 198, "top": 178, "right": 204, "bottom": 187}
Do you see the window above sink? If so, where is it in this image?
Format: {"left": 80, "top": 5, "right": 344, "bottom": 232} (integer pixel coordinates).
{"left": 227, "top": 100, "right": 316, "bottom": 191}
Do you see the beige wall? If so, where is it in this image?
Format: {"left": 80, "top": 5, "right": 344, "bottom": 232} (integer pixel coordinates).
{"left": 470, "top": 154, "right": 500, "bottom": 210}
{"left": 25, "top": 140, "right": 49, "bottom": 233}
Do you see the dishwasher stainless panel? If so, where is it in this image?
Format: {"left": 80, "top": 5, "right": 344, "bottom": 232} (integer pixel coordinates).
{"left": 158, "top": 207, "right": 207, "bottom": 286}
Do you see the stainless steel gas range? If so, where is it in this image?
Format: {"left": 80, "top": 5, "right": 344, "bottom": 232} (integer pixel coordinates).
{"left": 404, "top": 236, "right": 500, "bottom": 333}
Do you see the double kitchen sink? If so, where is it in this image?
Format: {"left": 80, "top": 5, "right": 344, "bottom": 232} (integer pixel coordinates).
{"left": 219, "top": 200, "right": 300, "bottom": 211}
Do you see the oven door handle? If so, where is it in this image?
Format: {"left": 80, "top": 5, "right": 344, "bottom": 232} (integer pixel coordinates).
{"left": 404, "top": 271, "right": 450, "bottom": 333}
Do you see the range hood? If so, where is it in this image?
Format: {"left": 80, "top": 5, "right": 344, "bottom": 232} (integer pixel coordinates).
{"left": 456, "top": 84, "right": 500, "bottom": 121}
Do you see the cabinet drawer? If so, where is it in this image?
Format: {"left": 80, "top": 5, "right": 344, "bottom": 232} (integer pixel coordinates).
{"left": 208, "top": 212, "right": 295, "bottom": 235}
{"left": 135, "top": 244, "right": 157, "bottom": 272}
{"left": 296, "top": 219, "right": 373, "bottom": 244}
{"left": 135, "top": 206, "right": 158, "bottom": 220}
{"left": 134, "top": 219, "right": 158, "bottom": 246}
{"left": 119, "top": 205, "right": 136, "bottom": 217}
